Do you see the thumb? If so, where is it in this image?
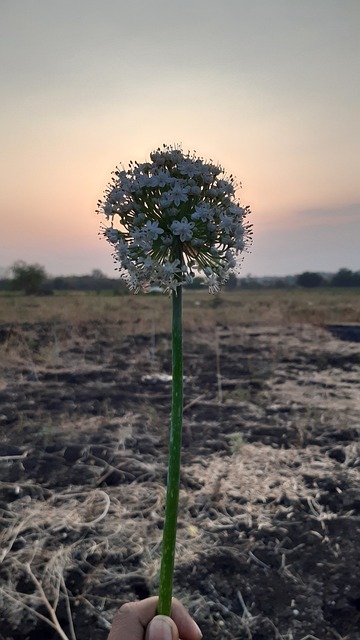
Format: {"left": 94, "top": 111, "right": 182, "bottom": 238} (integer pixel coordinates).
{"left": 145, "top": 615, "right": 179, "bottom": 640}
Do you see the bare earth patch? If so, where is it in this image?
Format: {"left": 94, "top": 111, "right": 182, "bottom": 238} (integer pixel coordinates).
{"left": 0, "top": 319, "right": 359, "bottom": 640}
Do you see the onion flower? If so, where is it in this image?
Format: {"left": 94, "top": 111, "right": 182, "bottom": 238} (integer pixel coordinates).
{"left": 97, "top": 145, "right": 252, "bottom": 616}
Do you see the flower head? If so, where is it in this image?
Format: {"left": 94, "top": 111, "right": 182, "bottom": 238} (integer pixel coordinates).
{"left": 97, "top": 144, "right": 252, "bottom": 292}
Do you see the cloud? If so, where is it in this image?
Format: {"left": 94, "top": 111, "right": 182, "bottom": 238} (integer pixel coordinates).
{"left": 244, "top": 205, "right": 360, "bottom": 276}
{"left": 296, "top": 202, "right": 360, "bottom": 223}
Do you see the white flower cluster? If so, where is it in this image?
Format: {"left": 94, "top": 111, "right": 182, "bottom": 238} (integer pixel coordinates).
{"left": 97, "top": 145, "right": 252, "bottom": 293}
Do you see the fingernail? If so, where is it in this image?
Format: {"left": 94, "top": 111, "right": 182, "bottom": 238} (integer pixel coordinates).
{"left": 147, "top": 615, "right": 174, "bottom": 640}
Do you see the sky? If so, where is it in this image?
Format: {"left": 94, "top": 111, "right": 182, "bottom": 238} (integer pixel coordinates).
{"left": 0, "top": 0, "right": 359, "bottom": 278}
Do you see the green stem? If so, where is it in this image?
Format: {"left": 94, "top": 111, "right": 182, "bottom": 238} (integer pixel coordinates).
{"left": 158, "top": 286, "right": 183, "bottom": 615}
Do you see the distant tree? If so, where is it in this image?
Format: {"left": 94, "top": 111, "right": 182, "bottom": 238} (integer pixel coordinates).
{"left": 184, "top": 277, "right": 204, "bottom": 290}
{"left": 296, "top": 271, "right": 324, "bottom": 288}
{"left": 224, "top": 272, "right": 238, "bottom": 290}
{"left": 272, "top": 278, "right": 288, "bottom": 289}
{"left": 11, "top": 261, "right": 47, "bottom": 295}
{"left": 238, "top": 276, "right": 263, "bottom": 289}
{"left": 91, "top": 269, "right": 106, "bottom": 280}
{"left": 0, "top": 279, "right": 9, "bottom": 291}
{"left": 90, "top": 269, "right": 107, "bottom": 293}
{"left": 51, "top": 276, "right": 70, "bottom": 291}
{"left": 49, "top": 273, "right": 128, "bottom": 294}
{"left": 330, "top": 268, "right": 360, "bottom": 287}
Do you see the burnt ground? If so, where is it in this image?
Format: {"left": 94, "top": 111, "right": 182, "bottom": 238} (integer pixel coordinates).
{"left": 0, "top": 321, "right": 359, "bottom": 639}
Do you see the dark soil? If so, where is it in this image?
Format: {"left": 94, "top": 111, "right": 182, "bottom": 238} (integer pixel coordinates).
{"left": 0, "top": 321, "right": 359, "bottom": 639}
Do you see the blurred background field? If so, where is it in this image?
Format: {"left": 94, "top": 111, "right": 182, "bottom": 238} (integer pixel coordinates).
{"left": 0, "top": 288, "right": 359, "bottom": 330}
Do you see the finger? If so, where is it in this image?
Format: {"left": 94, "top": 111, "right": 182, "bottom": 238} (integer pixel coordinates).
{"left": 108, "top": 597, "right": 158, "bottom": 640}
{"left": 108, "top": 597, "right": 202, "bottom": 640}
{"left": 145, "top": 615, "right": 179, "bottom": 640}
{"left": 170, "top": 599, "right": 202, "bottom": 640}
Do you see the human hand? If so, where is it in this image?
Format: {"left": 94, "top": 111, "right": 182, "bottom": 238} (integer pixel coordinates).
{"left": 108, "top": 596, "right": 202, "bottom": 640}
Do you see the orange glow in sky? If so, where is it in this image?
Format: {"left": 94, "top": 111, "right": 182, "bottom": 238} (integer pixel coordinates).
{"left": 1, "top": 1, "right": 359, "bottom": 277}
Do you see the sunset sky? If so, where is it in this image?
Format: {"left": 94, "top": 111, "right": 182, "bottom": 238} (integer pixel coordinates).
{"left": 1, "top": 0, "right": 359, "bottom": 278}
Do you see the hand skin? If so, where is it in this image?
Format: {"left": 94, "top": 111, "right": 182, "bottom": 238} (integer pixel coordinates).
{"left": 108, "top": 597, "right": 202, "bottom": 640}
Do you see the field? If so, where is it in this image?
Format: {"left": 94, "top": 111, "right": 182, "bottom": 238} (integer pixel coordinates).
{"left": 0, "top": 289, "right": 359, "bottom": 640}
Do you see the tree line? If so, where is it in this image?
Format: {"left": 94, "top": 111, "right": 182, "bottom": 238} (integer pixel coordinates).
{"left": 0, "top": 262, "right": 128, "bottom": 295}
{"left": 0, "top": 261, "right": 359, "bottom": 295}
{"left": 295, "top": 269, "right": 360, "bottom": 288}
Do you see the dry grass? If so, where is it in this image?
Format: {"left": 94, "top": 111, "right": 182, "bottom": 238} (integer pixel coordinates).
{"left": 1, "top": 289, "right": 359, "bottom": 639}
{"left": 2, "top": 440, "right": 358, "bottom": 639}
{"left": 0, "top": 288, "right": 359, "bottom": 332}
{"left": 1, "top": 289, "right": 358, "bottom": 378}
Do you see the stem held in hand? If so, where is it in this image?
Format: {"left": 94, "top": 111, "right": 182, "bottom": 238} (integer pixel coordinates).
{"left": 97, "top": 144, "right": 252, "bottom": 613}
{"left": 158, "top": 286, "right": 183, "bottom": 615}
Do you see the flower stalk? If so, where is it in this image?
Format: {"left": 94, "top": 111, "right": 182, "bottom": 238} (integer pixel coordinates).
{"left": 97, "top": 144, "right": 252, "bottom": 613}
{"left": 158, "top": 285, "right": 183, "bottom": 615}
